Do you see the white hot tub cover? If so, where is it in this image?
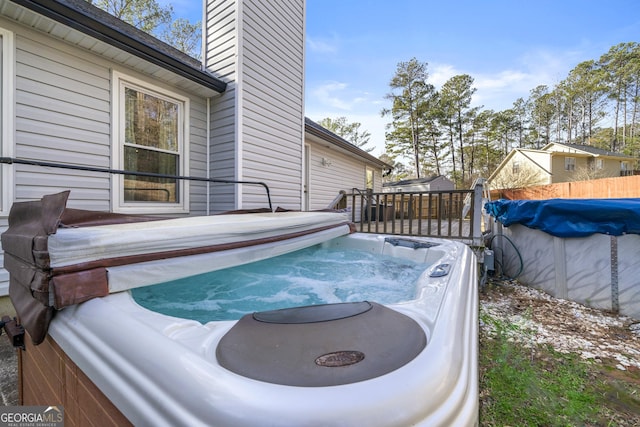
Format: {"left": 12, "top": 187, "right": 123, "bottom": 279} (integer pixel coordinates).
{"left": 0, "top": 191, "right": 354, "bottom": 344}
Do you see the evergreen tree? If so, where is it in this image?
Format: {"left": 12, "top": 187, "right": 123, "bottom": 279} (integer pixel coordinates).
{"left": 598, "top": 42, "right": 640, "bottom": 152}
{"left": 439, "top": 74, "right": 477, "bottom": 186}
{"left": 88, "top": 0, "right": 201, "bottom": 58}
{"left": 382, "top": 58, "right": 436, "bottom": 178}
{"left": 318, "top": 117, "right": 373, "bottom": 152}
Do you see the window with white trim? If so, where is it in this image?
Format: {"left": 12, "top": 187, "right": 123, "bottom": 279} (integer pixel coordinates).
{"left": 564, "top": 157, "right": 575, "bottom": 171}
{"left": 595, "top": 158, "right": 604, "bottom": 170}
{"left": 512, "top": 160, "right": 520, "bottom": 174}
{"left": 365, "top": 167, "right": 374, "bottom": 190}
{"left": 112, "top": 72, "right": 189, "bottom": 213}
{"left": 0, "top": 28, "right": 15, "bottom": 216}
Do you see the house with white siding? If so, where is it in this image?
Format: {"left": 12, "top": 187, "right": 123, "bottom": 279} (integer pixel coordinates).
{"left": 0, "top": 0, "right": 390, "bottom": 296}
{"left": 304, "top": 118, "right": 390, "bottom": 211}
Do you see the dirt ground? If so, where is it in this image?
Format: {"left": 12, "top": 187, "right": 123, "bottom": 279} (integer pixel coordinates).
{"left": 480, "top": 278, "right": 640, "bottom": 426}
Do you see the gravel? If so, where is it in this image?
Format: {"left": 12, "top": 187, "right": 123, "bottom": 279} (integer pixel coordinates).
{"left": 480, "top": 278, "right": 640, "bottom": 371}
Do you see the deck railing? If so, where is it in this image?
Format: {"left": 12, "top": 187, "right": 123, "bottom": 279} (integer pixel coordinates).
{"left": 333, "top": 182, "right": 485, "bottom": 246}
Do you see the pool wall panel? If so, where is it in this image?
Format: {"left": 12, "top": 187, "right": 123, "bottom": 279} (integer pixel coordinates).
{"left": 495, "top": 223, "right": 640, "bottom": 319}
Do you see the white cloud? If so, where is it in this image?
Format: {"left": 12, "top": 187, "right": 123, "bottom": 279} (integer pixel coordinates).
{"left": 307, "top": 35, "right": 339, "bottom": 54}
{"left": 474, "top": 70, "right": 530, "bottom": 90}
{"left": 310, "top": 81, "right": 371, "bottom": 111}
{"left": 427, "top": 47, "right": 581, "bottom": 111}
{"left": 473, "top": 48, "right": 581, "bottom": 110}
{"left": 429, "top": 64, "right": 459, "bottom": 87}
{"left": 472, "top": 70, "right": 534, "bottom": 110}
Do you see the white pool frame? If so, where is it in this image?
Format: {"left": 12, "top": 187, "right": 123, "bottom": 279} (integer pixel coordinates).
{"left": 49, "top": 233, "right": 478, "bottom": 427}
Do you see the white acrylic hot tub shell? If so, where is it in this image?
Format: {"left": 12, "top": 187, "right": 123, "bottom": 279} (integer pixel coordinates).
{"left": 48, "top": 234, "right": 478, "bottom": 427}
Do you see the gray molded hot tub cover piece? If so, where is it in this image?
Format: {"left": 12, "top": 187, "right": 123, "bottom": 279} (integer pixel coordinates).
{"left": 216, "top": 301, "right": 427, "bottom": 386}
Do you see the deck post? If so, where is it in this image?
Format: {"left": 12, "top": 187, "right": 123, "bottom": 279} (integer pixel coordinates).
{"left": 472, "top": 181, "right": 484, "bottom": 246}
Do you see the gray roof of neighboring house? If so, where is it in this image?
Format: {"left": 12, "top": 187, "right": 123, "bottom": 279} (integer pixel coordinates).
{"left": 383, "top": 176, "right": 449, "bottom": 187}
{"left": 10, "top": 0, "right": 227, "bottom": 93}
{"left": 304, "top": 118, "right": 392, "bottom": 170}
{"left": 553, "top": 143, "right": 634, "bottom": 158}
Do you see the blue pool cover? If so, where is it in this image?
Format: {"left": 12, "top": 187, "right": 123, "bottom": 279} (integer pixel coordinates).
{"left": 485, "top": 198, "right": 640, "bottom": 237}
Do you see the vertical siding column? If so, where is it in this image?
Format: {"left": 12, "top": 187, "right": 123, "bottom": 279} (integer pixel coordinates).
{"left": 205, "top": 0, "right": 305, "bottom": 211}
{"left": 204, "top": 0, "right": 240, "bottom": 212}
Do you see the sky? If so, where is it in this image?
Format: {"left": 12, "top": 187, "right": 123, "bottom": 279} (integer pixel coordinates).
{"left": 163, "top": 0, "right": 640, "bottom": 156}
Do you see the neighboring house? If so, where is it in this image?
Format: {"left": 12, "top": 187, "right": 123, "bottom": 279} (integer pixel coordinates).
{"left": 488, "top": 142, "right": 638, "bottom": 190}
{"left": 382, "top": 176, "right": 455, "bottom": 193}
{"left": 0, "top": 0, "right": 389, "bottom": 295}
{"left": 304, "top": 118, "right": 391, "bottom": 211}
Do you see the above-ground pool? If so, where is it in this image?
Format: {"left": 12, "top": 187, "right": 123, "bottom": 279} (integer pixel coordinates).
{"left": 2, "top": 193, "right": 478, "bottom": 427}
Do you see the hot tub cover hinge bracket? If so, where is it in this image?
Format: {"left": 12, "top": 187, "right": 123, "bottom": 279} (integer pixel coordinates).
{"left": 0, "top": 315, "right": 25, "bottom": 350}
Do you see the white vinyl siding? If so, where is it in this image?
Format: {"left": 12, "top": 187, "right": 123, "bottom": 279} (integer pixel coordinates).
{"left": 205, "top": 0, "right": 305, "bottom": 211}
{"left": 14, "top": 31, "right": 112, "bottom": 209}
{"left": 208, "top": 90, "right": 238, "bottom": 212}
{"left": 205, "top": 0, "right": 238, "bottom": 212}
{"left": 0, "top": 27, "right": 14, "bottom": 295}
{"left": 240, "top": 0, "right": 305, "bottom": 209}
{"left": 204, "top": 0, "right": 237, "bottom": 81}
{"left": 0, "top": 11, "right": 215, "bottom": 297}
{"left": 305, "top": 143, "right": 382, "bottom": 212}
{"left": 4, "top": 17, "right": 211, "bottom": 214}
{"left": 0, "top": 27, "right": 14, "bottom": 215}
{"left": 188, "top": 97, "right": 210, "bottom": 213}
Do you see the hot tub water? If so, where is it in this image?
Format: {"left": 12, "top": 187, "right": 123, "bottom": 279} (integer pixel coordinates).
{"left": 132, "top": 245, "right": 429, "bottom": 322}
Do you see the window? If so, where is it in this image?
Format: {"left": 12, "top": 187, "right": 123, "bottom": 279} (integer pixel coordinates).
{"left": 512, "top": 160, "right": 520, "bottom": 174}
{"left": 0, "top": 28, "right": 14, "bottom": 215}
{"left": 620, "top": 161, "right": 631, "bottom": 176}
{"left": 365, "top": 167, "right": 374, "bottom": 190}
{"left": 564, "top": 157, "right": 575, "bottom": 171}
{"left": 595, "top": 159, "right": 604, "bottom": 170}
{"left": 112, "top": 72, "right": 189, "bottom": 213}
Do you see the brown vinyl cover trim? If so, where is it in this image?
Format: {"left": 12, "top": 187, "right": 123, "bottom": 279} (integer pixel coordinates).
{"left": 51, "top": 268, "right": 109, "bottom": 310}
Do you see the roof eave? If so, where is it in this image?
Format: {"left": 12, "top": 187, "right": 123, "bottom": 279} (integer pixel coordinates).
{"left": 304, "top": 119, "right": 392, "bottom": 169}
{"left": 11, "top": 0, "right": 227, "bottom": 93}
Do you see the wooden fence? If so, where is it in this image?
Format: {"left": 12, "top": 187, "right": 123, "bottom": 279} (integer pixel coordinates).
{"left": 491, "top": 175, "right": 640, "bottom": 200}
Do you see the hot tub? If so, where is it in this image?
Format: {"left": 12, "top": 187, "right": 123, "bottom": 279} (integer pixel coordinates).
{"left": 3, "top": 192, "right": 478, "bottom": 426}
